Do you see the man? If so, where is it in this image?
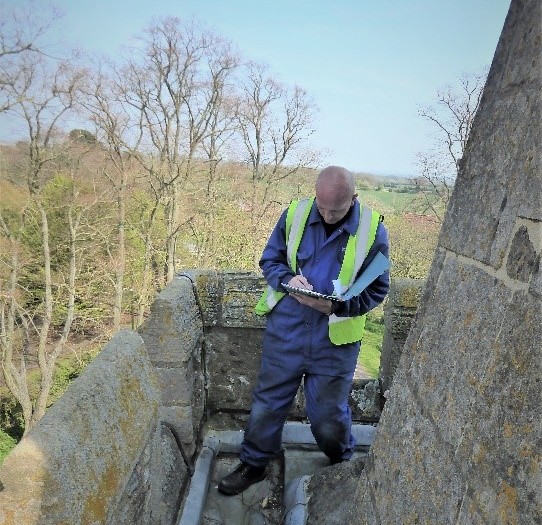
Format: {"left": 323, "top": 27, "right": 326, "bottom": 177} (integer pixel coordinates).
{"left": 218, "top": 165, "right": 390, "bottom": 495}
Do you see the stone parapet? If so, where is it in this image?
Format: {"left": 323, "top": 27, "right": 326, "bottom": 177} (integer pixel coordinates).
{"left": 139, "top": 274, "right": 206, "bottom": 459}
{"left": 181, "top": 270, "right": 275, "bottom": 415}
{"left": 0, "top": 331, "right": 160, "bottom": 525}
{"left": 181, "top": 269, "right": 267, "bottom": 328}
{"left": 184, "top": 269, "right": 391, "bottom": 422}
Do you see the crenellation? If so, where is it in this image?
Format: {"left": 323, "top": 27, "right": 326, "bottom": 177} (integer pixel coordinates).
{"left": 380, "top": 278, "right": 424, "bottom": 393}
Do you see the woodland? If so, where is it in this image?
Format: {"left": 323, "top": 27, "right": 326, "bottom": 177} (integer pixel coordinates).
{"left": 0, "top": 7, "right": 484, "bottom": 457}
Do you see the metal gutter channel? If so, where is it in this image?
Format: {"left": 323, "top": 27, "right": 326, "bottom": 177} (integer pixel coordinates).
{"left": 177, "top": 422, "right": 376, "bottom": 525}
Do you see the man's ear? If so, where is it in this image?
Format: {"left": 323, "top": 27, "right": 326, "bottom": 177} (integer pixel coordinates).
{"left": 351, "top": 193, "right": 358, "bottom": 205}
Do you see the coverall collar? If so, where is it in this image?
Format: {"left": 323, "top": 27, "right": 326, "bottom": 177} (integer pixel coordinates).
{"left": 307, "top": 198, "right": 361, "bottom": 236}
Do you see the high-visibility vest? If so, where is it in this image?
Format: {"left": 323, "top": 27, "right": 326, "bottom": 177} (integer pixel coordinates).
{"left": 255, "top": 197, "right": 381, "bottom": 345}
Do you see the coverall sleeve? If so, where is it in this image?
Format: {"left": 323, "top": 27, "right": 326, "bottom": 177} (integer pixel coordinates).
{"left": 259, "top": 208, "right": 296, "bottom": 290}
{"left": 334, "top": 221, "right": 390, "bottom": 317}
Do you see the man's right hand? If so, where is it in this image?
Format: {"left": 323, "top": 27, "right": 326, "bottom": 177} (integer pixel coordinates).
{"left": 286, "top": 276, "right": 334, "bottom": 315}
{"left": 287, "top": 275, "right": 312, "bottom": 290}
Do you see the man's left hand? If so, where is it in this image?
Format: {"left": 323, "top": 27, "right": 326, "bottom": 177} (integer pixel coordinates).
{"left": 290, "top": 292, "right": 334, "bottom": 315}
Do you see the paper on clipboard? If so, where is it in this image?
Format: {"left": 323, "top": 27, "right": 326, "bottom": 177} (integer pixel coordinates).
{"left": 340, "top": 251, "right": 390, "bottom": 300}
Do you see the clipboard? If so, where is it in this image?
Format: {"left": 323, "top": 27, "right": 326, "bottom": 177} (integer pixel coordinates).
{"left": 281, "top": 251, "right": 390, "bottom": 303}
{"left": 281, "top": 283, "right": 343, "bottom": 302}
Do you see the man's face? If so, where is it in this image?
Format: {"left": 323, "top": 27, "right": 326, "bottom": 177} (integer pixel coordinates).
{"left": 315, "top": 193, "right": 356, "bottom": 224}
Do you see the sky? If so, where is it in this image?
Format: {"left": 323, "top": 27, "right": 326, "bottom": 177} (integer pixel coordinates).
{"left": 3, "top": 0, "right": 511, "bottom": 176}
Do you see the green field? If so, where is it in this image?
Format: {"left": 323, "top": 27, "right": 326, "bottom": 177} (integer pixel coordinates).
{"left": 359, "top": 319, "right": 384, "bottom": 378}
{"left": 360, "top": 189, "right": 415, "bottom": 214}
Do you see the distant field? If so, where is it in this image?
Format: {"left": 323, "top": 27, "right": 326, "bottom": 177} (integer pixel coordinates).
{"left": 360, "top": 189, "right": 415, "bottom": 214}
{"left": 359, "top": 320, "right": 384, "bottom": 378}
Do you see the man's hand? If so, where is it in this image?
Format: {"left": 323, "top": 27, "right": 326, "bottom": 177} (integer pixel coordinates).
{"left": 287, "top": 274, "right": 312, "bottom": 290}
{"left": 286, "top": 276, "right": 334, "bottom": 315}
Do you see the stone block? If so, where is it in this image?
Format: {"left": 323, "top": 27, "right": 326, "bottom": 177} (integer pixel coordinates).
{"left": 506, "top": 224, "right": 540, "bottom": 282}
{"left": 205, "top": 327, "right": 264, "bottom": 413}
{"left": 390, "top": 278, "right": 425, "bottom": 308}
{"left": 0, "top": 330, "right": 160, "bottom": 525}
{"left": 405, "top": 258, "right": 512, "bottom": 445}
{"left": 362, "top": 379, "right": 466, "bottom": 524}
{"left": 380, "top": 278, "right": 425, "bottom": 392}
{"left": 111, "top": 433, "right": 154, "bottom": 525}
{"left": 181, "top": 269, "right": 223, "bottom": 326}
{"left": 528, "top": 220, "right": 542, "bottom": 298}
{"left": 306, "top": 457, "right": 366, "bottom": 525}
{"left": 221, "top": 271, "right": 267, "bottom": 328}
{"left": 154, "top": 367, "right": 194, "bottom": 406}
{"left": 148, "top": 425, "right": 189, "bottom": 525}
{"left": 183, "top": 270, "right": 268, "bottom": 329}
{"left": 139, "top": 275, "right": 203, "bottom": 366}
{"left": 159, "top": 405, "right": 198, "bottom": 458}
{"left": 350, "top": 380, "right": 382, "bottom": 421}
{"left": 451, "top": 290, "right": 541, "bottom": 523}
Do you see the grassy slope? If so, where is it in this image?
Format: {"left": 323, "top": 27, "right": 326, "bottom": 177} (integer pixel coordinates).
{"left": 359, "top": 319, "right": 384, "bottom": 378}
{"left": 360, "top": 189, "right": 415, "bottom": 214}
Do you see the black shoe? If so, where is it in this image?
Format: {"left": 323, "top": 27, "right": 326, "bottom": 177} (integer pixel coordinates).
{"left": 218, "top": 462, "right": 267, "bottom": 495}
{"left": 329, "top": 456, "right": 349, "bottom": 465}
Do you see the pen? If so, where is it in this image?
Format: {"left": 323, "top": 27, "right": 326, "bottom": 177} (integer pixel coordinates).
{"left": 296, "top": 258, "right": 304, "bottom": 277}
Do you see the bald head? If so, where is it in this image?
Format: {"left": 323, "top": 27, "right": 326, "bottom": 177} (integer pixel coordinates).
{"left": 315, "top": 166, "right": 357, "bottom": 224}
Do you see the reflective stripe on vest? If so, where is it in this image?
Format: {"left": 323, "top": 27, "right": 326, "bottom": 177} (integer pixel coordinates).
{"left": 254, "top": 198, "right": 314, "bottom": 315}
{"left": 329, "top": 207, "right": 380, "bottom": 345}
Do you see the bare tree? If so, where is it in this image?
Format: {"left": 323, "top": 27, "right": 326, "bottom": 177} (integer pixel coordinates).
{"left": 189, "top": 67, "right": 240, "bottom": 266}
{"left": 413, "top": 71, "right": 487, "bottom": 221}
{"left": 233, "top": 62, "right": 319, "bottom": 266}
{"left": 79, "top": 67, "right": 137, "bottom": 331}
{"left": 236, "top": 62, "right": 319, "bottom": 186}
{"left": 0, "top": 3, "right": 60, "bottom": 111}
{"left": 119, "top": 17, "right": 239, "bottom": 284}
{"left": 0, "top": 36, "right": 85, "bottom": 431}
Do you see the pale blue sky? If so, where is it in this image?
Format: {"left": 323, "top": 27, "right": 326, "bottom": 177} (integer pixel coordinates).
{"left": 5, "top": 0, "right": 511, "bottom": 176}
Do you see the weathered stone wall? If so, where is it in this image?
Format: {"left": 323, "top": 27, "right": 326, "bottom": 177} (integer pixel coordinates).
{"left": 0, "top": 277, "right": 208, "bottom": 525}
{"left": 139, "top": 274, "right": 205, "bottom": 459}
{"left": 138, "top": 275, "right": 207, "bottom": 524}
{"left": 334, "top": 1, "right": 541, "bottom": 523}
{"left": 184, "top": 269, "right": 403, "bottom": 425}
{"left": 0, "top": 331, "right": 161, "bottom": 525}
{"left": 184, "top": 270, "right": 268, "bottom": 419}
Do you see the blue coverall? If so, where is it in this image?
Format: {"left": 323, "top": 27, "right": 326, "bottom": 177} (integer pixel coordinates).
{"left": 240, "top": 199, "right": 390, "bottom": 466}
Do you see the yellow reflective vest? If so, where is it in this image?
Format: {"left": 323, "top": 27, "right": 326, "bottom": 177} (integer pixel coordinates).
{"left": 255, "top": 197, "right": 381, "bottom": 345}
